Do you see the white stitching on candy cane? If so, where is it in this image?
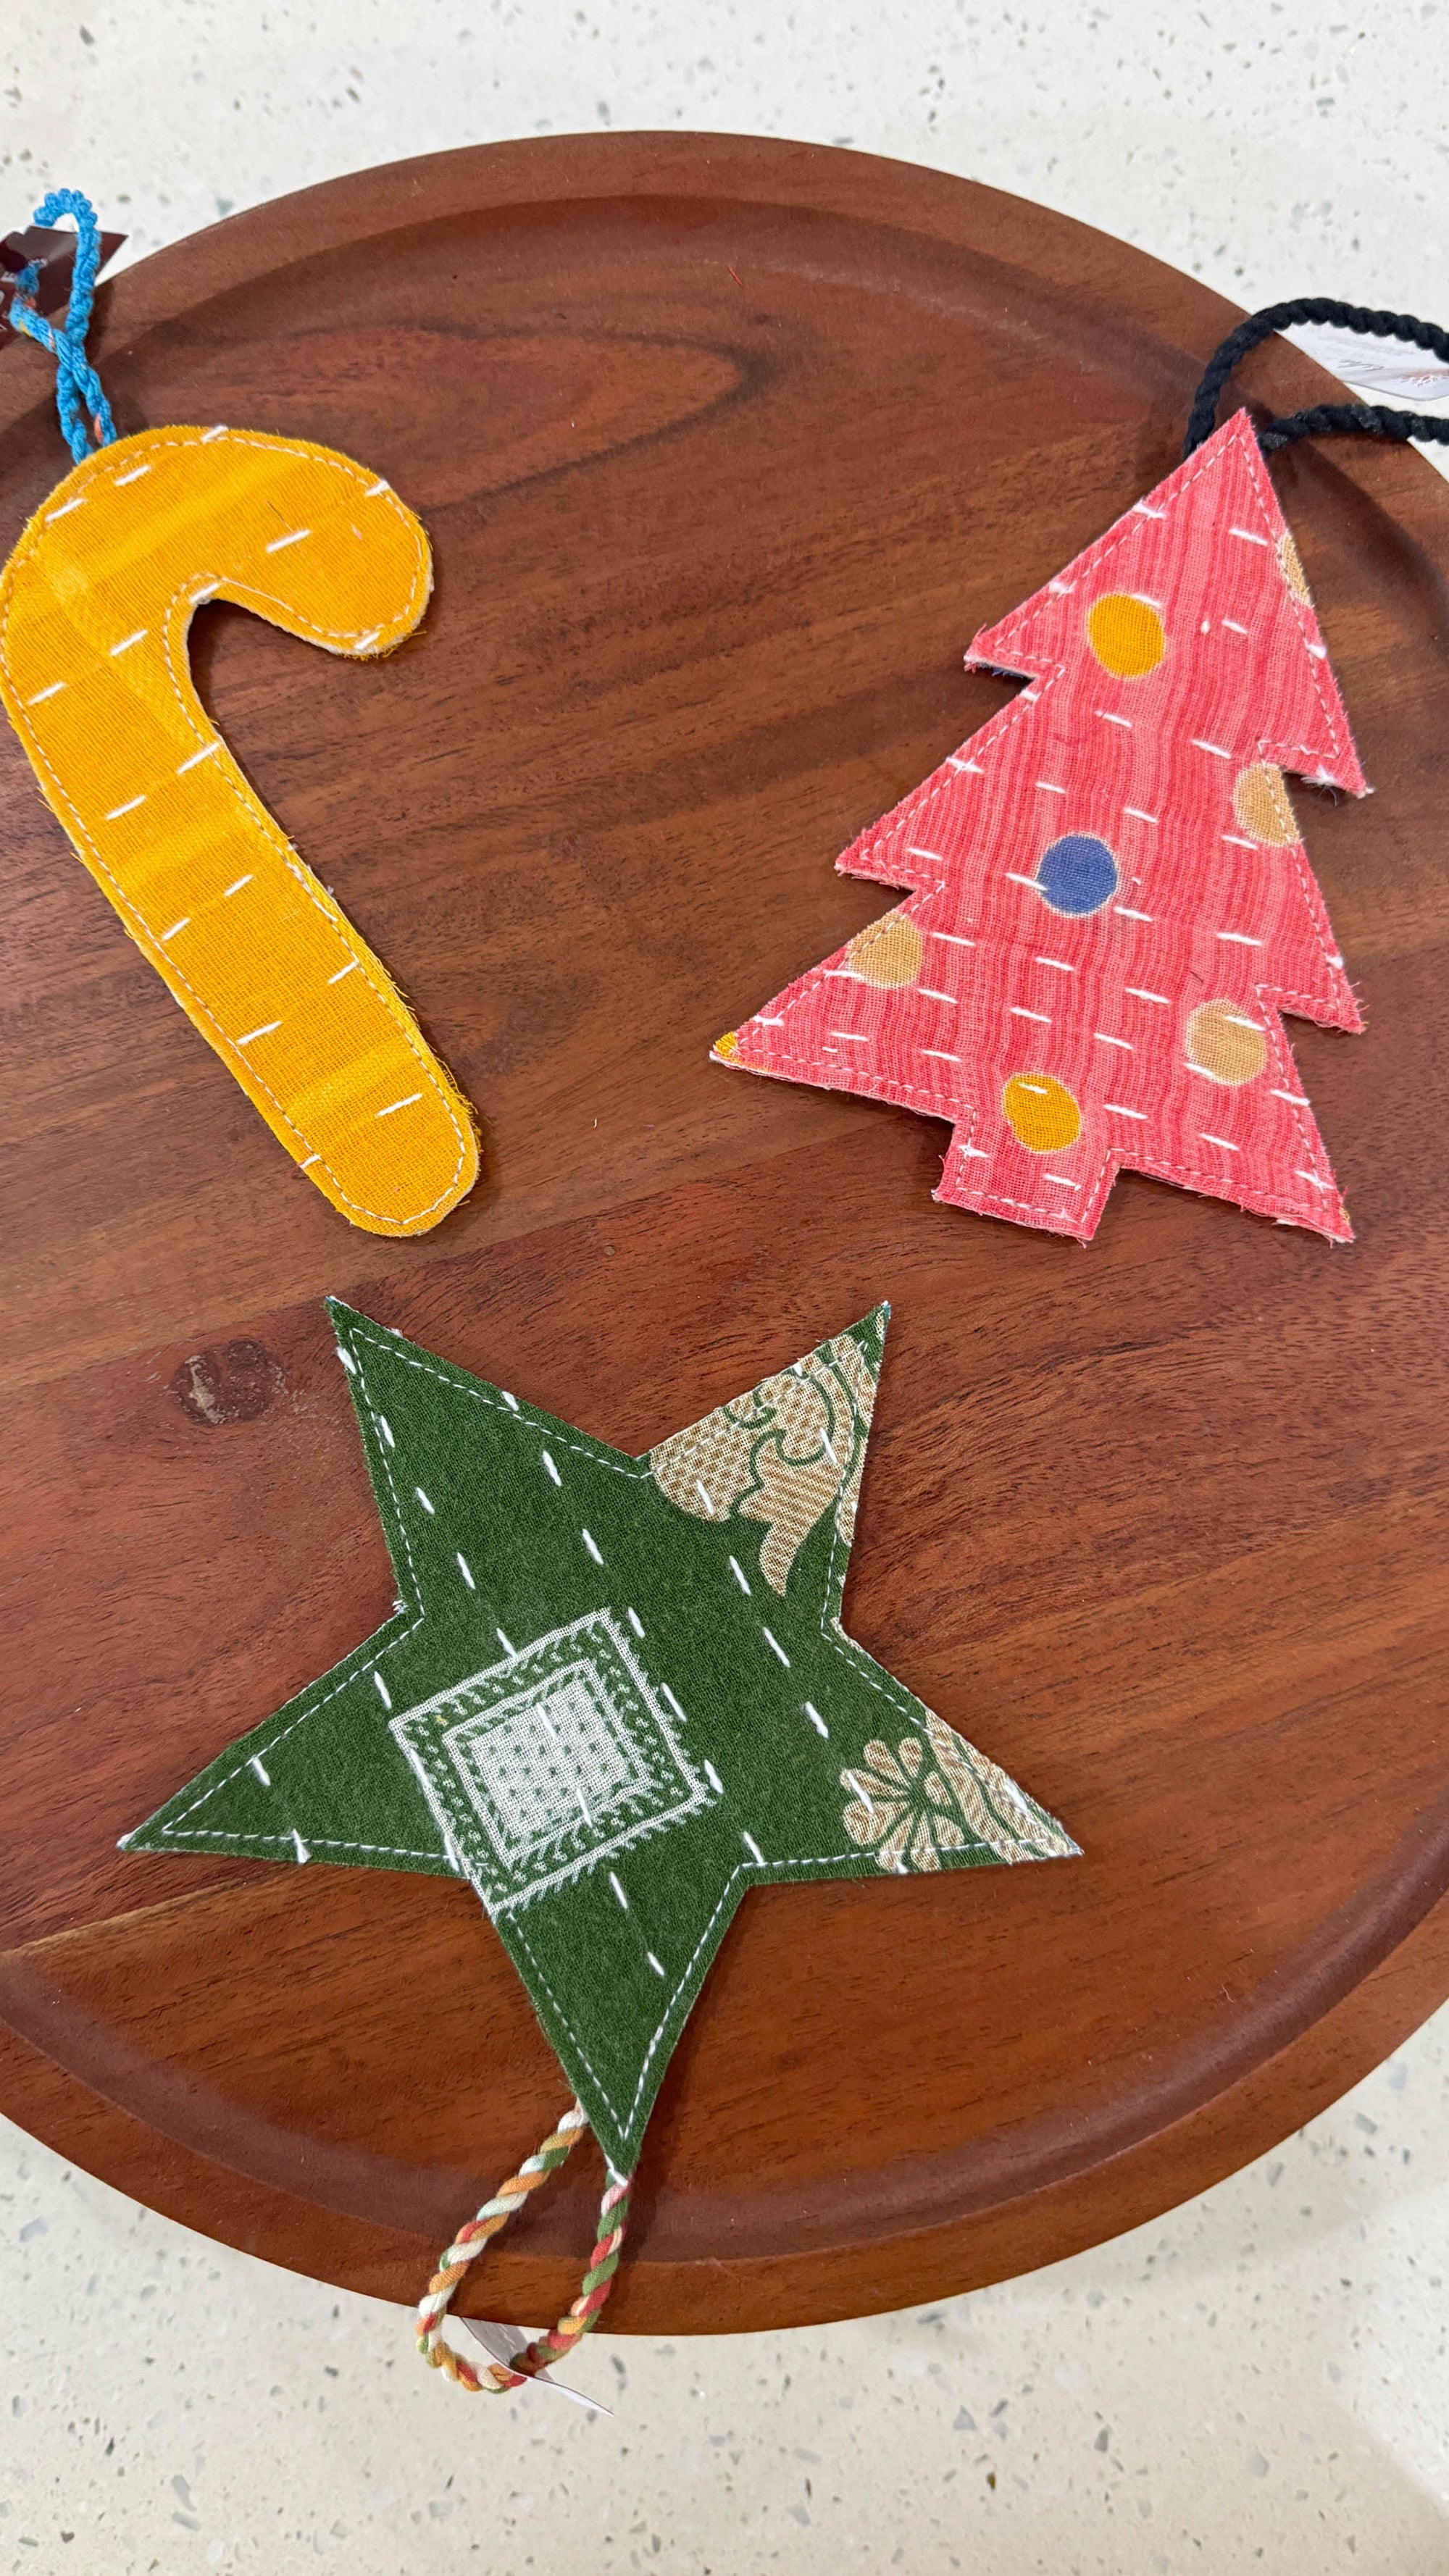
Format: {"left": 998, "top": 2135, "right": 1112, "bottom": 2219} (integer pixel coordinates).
{"left": 0, "top": 429, "right": 469, "bottom": 1228}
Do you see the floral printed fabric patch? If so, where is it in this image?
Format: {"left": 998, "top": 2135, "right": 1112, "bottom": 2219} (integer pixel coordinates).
{"left": 122, "top": 1300, "right": 1076, "bottom": 2177}
{"left": 717, "top": 412, "right": 1368, "bottom": 1243}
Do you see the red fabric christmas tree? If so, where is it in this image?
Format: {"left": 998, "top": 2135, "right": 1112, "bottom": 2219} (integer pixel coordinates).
{"left": 717, "top": 413, "right": 1367, "bottom": 1242}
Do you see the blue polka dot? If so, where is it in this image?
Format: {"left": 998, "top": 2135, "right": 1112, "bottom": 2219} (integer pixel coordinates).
{"left": 1036, "top": 834, "right": 1119, "bottom": 916}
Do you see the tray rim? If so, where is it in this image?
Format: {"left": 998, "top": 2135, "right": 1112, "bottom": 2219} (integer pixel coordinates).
{"left": 4, "top": 127, "right": 1448, "bottom": 2330}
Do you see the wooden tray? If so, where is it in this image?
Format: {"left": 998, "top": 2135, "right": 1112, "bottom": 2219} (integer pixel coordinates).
{"left": 2, "top": 137, "right": 1447, "bottom": 2335}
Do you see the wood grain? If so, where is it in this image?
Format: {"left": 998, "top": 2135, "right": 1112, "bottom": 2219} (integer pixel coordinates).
{"left": 1, "top": 135, "right": 1446, "bottom": 2333}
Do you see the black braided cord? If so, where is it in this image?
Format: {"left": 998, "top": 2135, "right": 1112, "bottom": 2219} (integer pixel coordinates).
{"left": 1183, "top": 296, "right": 1449, "bottom": 459}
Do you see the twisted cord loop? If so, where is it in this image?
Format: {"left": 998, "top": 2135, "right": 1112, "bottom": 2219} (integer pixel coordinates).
{"left": 9, "top": 187, "right": 117, "bottom": 464}
{"left": 415, "top": 2104, "right": 632, "bottom": 2397}
{"left": 1184, "top": 296, "right": 1449, "bottom": 459}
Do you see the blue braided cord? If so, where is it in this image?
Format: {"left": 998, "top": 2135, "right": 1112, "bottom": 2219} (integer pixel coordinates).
{"left": 8, "top": 187, "right": 117, "bottom": 464}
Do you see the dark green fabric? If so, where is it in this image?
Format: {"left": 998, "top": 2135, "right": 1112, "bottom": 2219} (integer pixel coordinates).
{"left": 125, "top": 1300, "right": 1077, "bottom": 2173}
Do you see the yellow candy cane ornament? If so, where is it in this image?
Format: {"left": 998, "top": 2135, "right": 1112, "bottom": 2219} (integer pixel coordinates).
{"left": 1, "top": 193, "right": 478, "bottom": 1237}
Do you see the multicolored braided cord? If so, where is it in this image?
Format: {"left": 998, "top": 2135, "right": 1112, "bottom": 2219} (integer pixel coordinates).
{"left": 416, "top": 2102, "right": 634, "bottom": 2395}
{"left": 488, "top": 2170, "right": 633, "bottom": 2392}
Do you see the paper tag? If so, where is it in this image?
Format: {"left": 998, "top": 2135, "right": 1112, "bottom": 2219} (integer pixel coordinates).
{"left": 460, "top": 2316, "right": 611, "bottom": 2412}
{"left": 1285, "top": 322, "right": 1449, "bottom": 404}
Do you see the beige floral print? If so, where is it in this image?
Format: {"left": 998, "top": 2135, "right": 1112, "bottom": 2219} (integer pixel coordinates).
{"left": 649, "top": 1329, "right": 877, "bottom": 1595}
{"left": 842, "top": 1712, "right": 1078, "bottom": 1874}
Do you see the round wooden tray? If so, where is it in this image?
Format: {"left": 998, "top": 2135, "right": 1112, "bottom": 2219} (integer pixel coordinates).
{"left": 2, "top": 137, "right": 1447, "bottom": 2335}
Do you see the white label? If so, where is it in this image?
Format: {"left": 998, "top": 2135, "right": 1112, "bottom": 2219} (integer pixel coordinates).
{"left": 461, "top": 2317, "right": 611, "bottom": 2410}
{"left": 1285, "top": 323, "right": 1449, "bottom": 403}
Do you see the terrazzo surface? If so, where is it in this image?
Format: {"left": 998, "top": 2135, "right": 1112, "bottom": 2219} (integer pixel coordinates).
{"left": 4, "top": 1, "right": 1448, "bottom": 2567}
{"left": 6, "top": 2031, "right": 1449, "bottom": 2571}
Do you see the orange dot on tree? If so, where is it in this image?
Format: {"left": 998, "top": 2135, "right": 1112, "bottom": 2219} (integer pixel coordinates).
{"left": 1085, "top": 592, "right": 1166, "bottom": 678}
{"left": 1002, "top": 1071, "right": 1082, "bottom": 1153}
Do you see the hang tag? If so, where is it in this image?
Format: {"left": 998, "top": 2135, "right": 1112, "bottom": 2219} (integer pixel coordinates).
{"left": 1285, "top": 322, "right": 1449, "bottom": 403}
{"left": 460, "top": 2316, "right": 612, "bottom": 2412}
{"left": 0, "top": 222, "right": 125, "bottom": 353}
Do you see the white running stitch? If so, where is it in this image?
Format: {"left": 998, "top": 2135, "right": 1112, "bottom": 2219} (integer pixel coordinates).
{"left": 0, "top": 428, "right": 469, "bottom": 1229}
{"left": 974, "top": 419, "right": 1353, "bottom": 775}
{"left": 159, "top": 1320, "right": 431, "bottom": 1833}
{"left": 154, "top": 1311, "right": 1082, "bottom": 2157}
{"left": 345, "top": 1326, "right": 647, "bottom": 1480}
{"left": 395, "top": 1615, "right": 710, "bottom": 1915}
{"left": 761, "top": 665, "right": 1069, "bottom": 1050}
{"left": 516, "top": 1316, "right": 1080, "bottom": 2157}
{"left": 157, "top": 1827, "right": 447, "bottom": 1860}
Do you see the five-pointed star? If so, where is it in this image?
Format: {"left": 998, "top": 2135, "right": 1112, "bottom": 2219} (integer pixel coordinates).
{"left": 125, "top": 1299, "right": 1077, "bottom": 2175}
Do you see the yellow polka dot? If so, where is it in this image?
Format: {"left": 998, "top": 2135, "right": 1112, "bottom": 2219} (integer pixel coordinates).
{"left": 1232, "top": 762, "right": 1298, "bottom": 845}
{"left": 1002, "top": 1071, "right": 1082, "bottom": 1153}
{"left": 1085, "top": 592, "right": 1166, "bottom": 678}
{"left": 1186, "top": 1000, "right": 1269, "bottom": 1087}
{"left": 847, "top": 911, "right": 924, "bottom": 987}
{"left": 1277, "top": 528, "right": 1312, "bottom": 603}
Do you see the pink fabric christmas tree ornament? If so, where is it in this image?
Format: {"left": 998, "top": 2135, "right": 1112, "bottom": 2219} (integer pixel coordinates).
{"left": 716, "top": 411, "right": 1367, "bottom": 1243}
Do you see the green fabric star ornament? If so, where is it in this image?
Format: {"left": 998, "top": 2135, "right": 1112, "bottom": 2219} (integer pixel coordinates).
{"left": 124, "top": 1297, "right": 1077, "bottom": 2375}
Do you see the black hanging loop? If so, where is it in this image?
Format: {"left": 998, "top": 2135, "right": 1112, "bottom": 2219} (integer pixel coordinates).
{"left": 1182, "top": 296, "right": 1449, "bottom": 459}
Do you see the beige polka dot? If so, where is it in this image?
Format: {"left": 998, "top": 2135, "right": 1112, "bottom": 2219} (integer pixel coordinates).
{"left": 847, "top": 912, "right": 924, "bottom": 987}
{"left": 1278, "top": 527, "right": 1312, "bottom": 603}
{"left": 1186, "top": 1000, "right": 1269, "bottom": 1087}
{"left": 1232, "top": 762, "right": 1299, "bottom": 845}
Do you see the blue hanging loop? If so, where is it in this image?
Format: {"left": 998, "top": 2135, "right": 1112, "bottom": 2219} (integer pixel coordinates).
{"left": 8, "top": 187, "right": 118, "bottom": 466}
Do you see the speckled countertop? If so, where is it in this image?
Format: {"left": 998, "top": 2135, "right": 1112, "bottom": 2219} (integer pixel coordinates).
{"left": 4, "top": 4, "right": 1448, "bottom": 2569}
